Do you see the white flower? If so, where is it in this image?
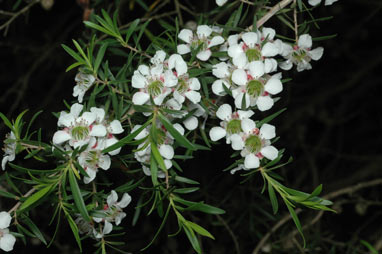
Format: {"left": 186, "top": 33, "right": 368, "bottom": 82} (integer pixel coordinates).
{"left": 53, "top": 103, "right": 106, "bottom": 148}
{"left": 279, "top": 34, "right": 324, "bottom": 72}
{"left": 0, "top": 211, "right": 16, "bottom": 252}
{"left": 216, "top": 0, "right": 228, "bottom": 6}
{"left": 230, "top": 121, "right": 278, "bottom": 169}
{"left": 2, "top": 131, "right": 16, "bottom": 170}
{"left": 93, "top": 220, "right": 113, "bottom": 239}
{"left": 78, "top": 138, "right": 111, "bottom": 184}
{"left": 227, "top": 30, "right": 279, "bottom": 70}
{"left": 105, "top": 190, "right": 132, "bottom": 226}
{"left": 231, "top": 64, "right": 283, "bottom": 110}
{"left": 75, "top": 216, "right": 95, "bottom": 236}
{"left": 177, "top": 25, "right": 225, "bottom": 61}
{"left": 73, "top": 73, "right": 95, "bottom": 103}
{"left": 308, "top": 0, "right": 338, "bottom": 6}
{"left": 209, "top": 104, "right": 254, "bottom": 147}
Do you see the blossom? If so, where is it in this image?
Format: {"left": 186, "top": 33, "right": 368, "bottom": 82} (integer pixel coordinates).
{"left": 216, "top": 0, "right": 228, "bottom": 6}
{"left": 230, "top": 121, "right": 278, "bottom": 169}
{"left": 73, "top": 72, "right": 95, "bottom": 103}
{"left": 2, "top": 131, "right": 16, "bottom": 170}
{"left": 209, "top": 104, "right": 254, "bottom": 147}
{"left": 231, "top": 62, "right": 283, "bottom": 110}
{"left": 93, "top": 220, "right": 113, "bottom": 239}
{"left": 0, "top": 212, "right": 16, "bottom": 252}
{"left": 53, "top": 103, "right": 106, "bottom": 148}
{"left": 279, "top": 34, "right": 324, "bottom": 72}
{"left": 104, "top": 190, "right": 132, "bottom": 226}
{"left": 177, "top": 25, "right": 224, "bottom": 61}
{"left": 308, "top": 0, "right": 338, "bottom": 6}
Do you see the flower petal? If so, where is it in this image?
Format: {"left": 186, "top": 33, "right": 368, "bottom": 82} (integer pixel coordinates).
{"left": 265, "top": 76, "right": 283, "bottom": 95}
{"left": 242, "top": 32, "right": 258, "bottom": 48}
{"left": 241, "top": 118, "right": 256, "bottom": 134}
{"left": 107, "top": 190, "right": 118, "bottom": 206}
{"left": 260, "top": 123, "right": 276, "bottom": 139}
{"left": 212, "top": 62, "right": 230, "bottom": 78}
{"left": 178, "top": 29, "right": 193, "bottom": 43}
{"left": 177, "top": 44, "right": 191, "bottom": 54}
{"left": 209, "top": 127, "right": 226, "bottom": 141}
{"left": 183, "top": 116, "right": 198, "bottom": 130}
{"left": 232, "top": 69, "right": 247, "bottom": 86}
{"left": 208, "top": 35, "right": 224, "bottom": 48}
{"left": 212, "top": 79, "right": 230, "bottom": 96}
{"left": 98, "top": 155, "right": 111, "bottom": 170}
{"left": 244, "top": 154, "right": 260, "bottom": 169}
{"left": 248, "top": 61, "right": 265, "bottom": 78}
{"left": 132, "top": 72, "right": 147, "bottom": 89}
{"left": 0, "top": 232, "right": 16, "bottom": 252}
{"left": 90, "top": 107, "right": 105, "bottom": 123}
{"left": 261, "top": 42, "right": 279, "bottom": 57}
{"left": 0, "top": 212, "right": 12, "bottom": 229}
{"left": 230, "top": 134, "right": 244, "bottom": 150}
{"left": 53, "top": 130, "right": 71, "bottom": 145}
{"left": 90, "top": 124, "right": 107, "bottom": 137}
{"left": 185, "top": 91, "right": 201, "bottom": 104}
{"left": 70, "top": 103, "right": 84, "bottom": 118}
{"left": 108, "top": 120, "right": 124, "bottom": 134}
{"left": 132, "top": 92, "right": 150, "bottom": 105}
{"left": 261, "top": 145, "right": 278, "bottom": 160}
{"left": 196, "top": 49, "right": 211, "bottom": 61}
{"left": 256, "top": 96, "right": 274, "bottom": 111}
{"left": 189, "top": 78, "right": 201, "bottom": 90}
{"left": 309, "top": 47, "right": 324, "bottom": 61}
{"left": 298, "top": 34, "right": 312, "bottom": 48}
{"left": 216, "top": 104, "right": 232, "bottom": 121}
{"left": 197, "top": 25, "right": 212, "bottom": 38}
{"left": 159, "top": 144, "right": 174, "bottom": 160}
{"left": 118, "top": 193, "right": 132, "bottom": 208}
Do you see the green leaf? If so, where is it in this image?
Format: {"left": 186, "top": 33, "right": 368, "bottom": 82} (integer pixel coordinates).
{"left": 94, "top": 43, "right": 108, "bottom": 74}
{"left": 22, "top": 216, "right": 47, "bottom": 245}
{"left": 257, "top": 108, "right": 287, "bottom": 127}
{"left": 84, "top": 21, "right": 116, "bottom": 37}
{"left": 102, "top": 119, "right": 151, "bottom": 153}
{"left": 157, "top": 113, "right": 196, "bottom": 150}
{"left": 185, "top": 221, "right": 215, "bottom": 240}
{"left": 68, "top": 168, "right": 91, "bottom": 222}
{"left": 61, "top": 44, "right": 86, "bottom": 64}
{"left": 150, "top": 138, "right": 167, "bottom": 172}
{"left": 0, "top": 112, "right": 14, "bottom": 131}
{"left": 174, "top": 176, "right": 199, "bottom": 185}
{"left": 173, "top": 187, "right": 199, "bottom": 194}
{"left": 125, "top": 19, "right": 140, "bottom": 43}
{"left": 268, "top": 183, "right": 279, "bottom": 214}
{"left": 65, "top": 62, "right": 84, "bottom": 72}
{"left": 65, "top": 212, "right": 82, "bottom": 252}
{"left": 0, "top": 190, "right": 17, "bottom": 199}
{"left": 360, "top": 240, "right": 378, "bottom": 254}
{"left": 19, "top": 185, "right": 53, "bottom": 212}
{"left": 183, "top": 224, "right": 201, "bottom": 254}
{"left": 286, "top": 202, "right": 306, "bottom": 247}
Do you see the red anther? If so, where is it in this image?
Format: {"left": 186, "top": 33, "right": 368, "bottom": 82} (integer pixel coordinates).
{"left": 89, "top": 124, "right": 93, "bottom": 131}
{"left": 173, "top": 71, "right": 178, "bottom": 77}
{"left": 242, "top": 43, "right": 249, "bottom": 50}
{"left": 103, "top": 204, "right": 109, "bottom": 210}
{"left": 261, "top": 37, "right": 265, "bottom": 41}
{"left": 161, "top": 125, "right": 167, "bottom": 132}
{"left": 160, "top": 76, "right": 165, "bottom": 82}
{"left": 263, "top": 91, "right": 269, "bottom": 96}
{"left": 107, "top": 133, "right": 113, "bottom": 139}
{"left": 91, "top": 140, "right": 98, "bottom": 149}
{"left": 247, "top": 74, "right": 253, "bottom": 80}
{"left": 171, "top": 88, "right": 175, "bottom": 92}
{"left": 84, "top": 166, "right": 88, "bottom": 171}
{"left": 256, "top": 152, "right": 264, "bottom": 159}
{"left": 241, "top": 88, "right": 246, "bottom": 93}
{"left": 211, "top": 99, "right": 216, "bottom": 104}
{"left": 293, "top": 45, "right": 299, "bottom": 50}
{"left": 253, "top": 128, "right": 260, "bottom": 135}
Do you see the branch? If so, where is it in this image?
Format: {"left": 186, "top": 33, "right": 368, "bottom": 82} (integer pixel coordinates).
{"left": 8, "top": 187, "right": 36, "bottom": 214}
{"left": 251, "top": 178, "right": 382, "bottom": 254}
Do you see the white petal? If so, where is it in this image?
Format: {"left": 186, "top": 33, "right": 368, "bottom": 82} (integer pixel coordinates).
{"left": 209, "top": 127, "right": 226, "bottom": 141}
{"left": 132, "top": 92, "right": 150, "bottom": 105}
{"left": 212, "top": 62, "right": 230, "bottom": 78}
{"left": 173, "top": 91, "right": 185, "bottom": 104}
{"left": 115, "top": 212, "right": 126, "bottom": 226}
{"left": 106, "top": 137, "right": 121, "bottom": 155}
{"left": 244, "top": 154, "right": 260, "bottom": 169}
{"left": 70, "top": 103, "right": 84, "bottom": 118}
{"left": 178, "top": 29, "right": 193, "bottom": 43}
{"left": 108, "top": 120, "right": 124, "bottom": 134}
{"left": 168, "top": 54, "right": 187, "bottom": 76}
{"left": 232, "top": 53, "right": 248, "bottom": 69}
{"left": 261, "top": 42, "right": 279, "bottom": 57}
{"left": 90, "top": 107, "right": 105, "bottom": 123}
{"left": 227, "top": 43, "right": 243, "bottom": 58}
{"left": 138, "top": 64, "right": 150, "bottom": 76}
{"left": 264, "top": 58, "right": 278, "bottom": 73}
{"left": 151, "top": 50, "right": 166, "bottom": 65}
{"left": 90, "top": 124, "right": 107, "bottom": 137}
{"left": 212, "top": 80, "right": 230, "bottom": 96}
{"left": 265, "top": 77, "right": 283, "bottom": 95}
{"left": 248, "top": 61, "right": 265, "bottom": 78}
{"left": 150, "top": 64, "right": 163, "bottom": 76}
{"left": 237, "top": 110, "right": 254, "bottom": 119}
{"left": 183, "top": 116, "right": 198, "bottom": 130}
{"left": 197, "top": 25, "right": 212, "bottom": 38}
{"left": 103, "top": 221, "right": 113, "bottom": 235}
{"left": 208, "top": 36, "right": 224, "bottom": 48}
{"left": 216, "top": 104, "right": 232, "bottom": 121}
{"left": 234, "top": 91, "right": 250, "bottom": 109}
{"left": 216, "top": 0, "right": 228, "bottom": 6}
{"left": 166, "top": 98, "right": 182, "bottom": 111}
{"left": 159, "top": 144, "right": 174, "bottom": 160}
{"left": 325, "top": 0, "right": 338, "bottom": 5}
{"left": 256, "top": 96, "right": 274, "bottom": 111}
{"left": 189, "top": 78, "right": 200, "bottom": 90}
{"left": 177, "top": 44, "right": 191, "bottom": 54}
{"left": 261, "top": 145, "right": 278, "bottom": 160}
{"left": 196, "top": 50, "right": 211, "bottom": 61}
{"left": 107, "top": 190, "right": 118, "bottom": 206}
{"left": 279, "top": 60, "right": 293, "bottom": 71}
{"left": 131, "top": 125, "right": 149, "bottom": 140}
{"left": 173, "top": 123, "right": 185, "bottom": 136}
{"left": 0, "top": 233, "right": 16, "bottom": 252}
{"left": 164, "top": 160, "right": 172, "bottom": 171}
{"left": 308, "top": 0, "right": 321, "bottom": 6}
{"left": 241, "top": 118, "right": 256, "bottom": 134}
{"left": 154, "top": 91, "right": 169, "bottom": 106}
{"left": 232, "top": 69, "right": 247, "bottom": 86}
{"left": 164, "top": 70, "right": 178, "bottom": 88}
{"left": 83, "top": 168, "right": 97, "bottom": 184}
{"left": 260, "top": 123, "right": 276, "bottom": 139}
{"left": 58, "top": 112, "right": 75, "bottom": 127}
{"left": 0, "top": 212, "right": 12, "bottom": 229}
{"left": 132, "top": 72, "right": 147, "bottom": 89}
{"left": 98, "top": 155, "right": 111, "bottom": 170}
{"left": 261, "top": 27, "right": 276, "bottom": 40}
{"left": 118, "top": 193, "right": 132, "bottom": 208}
{"left": 185, "top": 91, "right": 201, "bottom": 104}
{"left": 309, "top": 47, "right": 324, "bottom": 61}
{"left": 79, "top": 112, "right": 96, "bottom": 126}
{"left": 53, "top": 130, "right": 71, "bottom": 145}
{"left": 242, "top": 32, "right": 258, "bottom": 48}
{"left": 230, "top": 134, "right": 244, "bottom": 150}
{"left": 298, "top": 34, "right": 312, "bottom": 49}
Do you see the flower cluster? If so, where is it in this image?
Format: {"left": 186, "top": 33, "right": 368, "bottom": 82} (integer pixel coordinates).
{"left": 0, "top": 212, "right": 16, "bottom": 252}
{"left": 53, "top": 103, "right": 124, "bottom": 183}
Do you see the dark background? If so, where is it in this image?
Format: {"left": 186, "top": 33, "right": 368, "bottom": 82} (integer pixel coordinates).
{"left": 1, "top": 0, "right": 381, "bottom": 253}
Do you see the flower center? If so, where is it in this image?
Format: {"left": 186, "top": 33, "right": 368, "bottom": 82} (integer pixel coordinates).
{"left": 245, "top": 135, "right": 262, "bottom": 153}
{"left": 245, "top": 48, "right": 262, "bottom": 62}
{"left": 176, "top": 79, "right": 189, "bottom": 94}
{"left": 148, "top": 80, "right": 164, "bottom": 97}
{"left": 71, "top": 126, "right": 90, "bottom": 140}
{"left": 247, "top": 80, "right": 264, "bottom": 97}
{"left": 226, "top": 119, "right": 242, "bottom": 134}
{"left": 86, "top": 150, "right": 100, "bottom": 166}
{"left": 191, "top": 39, "right": 207, "bottom": 51}
{"left": 292, "top": 49, "right": 310, "bottom": 62}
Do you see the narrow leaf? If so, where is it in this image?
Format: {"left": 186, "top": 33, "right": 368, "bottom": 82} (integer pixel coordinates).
{"left": 68, "top": 169, "right": 91, "bottom": 222}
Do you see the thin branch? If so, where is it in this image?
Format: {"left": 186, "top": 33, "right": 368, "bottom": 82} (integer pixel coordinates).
{"left": 293, "top": 0, "right": 298, "bottom": 41}
{"left": 251, "top": 178, "right": 382, "bottom": 254}
{"left": 216, "top": 214, "right": 241, "bottom": 254}
{"left": 247, "top": 0, "right": 294, "bottom": 30}
{"left": 0, "top": 0, "right": 40, "bottom": 36}
{"left": 8, "top": 187, "right": 36, "bottom": 214}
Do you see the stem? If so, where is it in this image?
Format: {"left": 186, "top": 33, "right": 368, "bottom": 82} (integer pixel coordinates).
{"left": 293, "top": 0, "right": 298, "bottom": 41}
{"left": 8, "top": 187, "right": 36, "bottom": 214}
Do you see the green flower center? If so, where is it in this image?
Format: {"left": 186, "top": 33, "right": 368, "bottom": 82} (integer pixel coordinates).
{"left": 226, "top": 119, "right": 242, "bottom": 134}
{"left": 148, "top": 80, "right": 164, "bottom": 97}
{"left": 191, "top": 39, "right": 207, "bottom": 51}
{"left": 177, "top": 79, "right": 188, "bottom": 94}
{"left": 156, "top": 129, "right": 167, "bottom": 146}
{"left": 292, "top": 49, "right": 309, "bottom": 62}
{"left": 245, "top": 135, "right": 262, "bottom": 153}
{"left": 86, "top": 151, "right": 99, "bottom": 166}
{"left": 71, "top": 126, "right": 89, "bottom": 140}
{"left": 245, "top": 48, "right": 262, "bottom": 62}
{"left": 247, "top": 80, "right": 264, "bottom": 97}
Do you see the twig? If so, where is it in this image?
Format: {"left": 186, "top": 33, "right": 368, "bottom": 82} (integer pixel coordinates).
{"left": 0, "top": 0, "right": 40, "bottom": 36}
{"left": 8, "top": 187, "right": 36, "bottom": 214}
{"left": 247, "top": 0, "right": 294, "bottom": 30}
{"left": 216, "top": 214, "right": 241, "bottom": 254}
{"left": 251, "top": 178, "right": 382, "bottom": 254}
{"left": 293, "top": 0, "right": 298, "bottom": 41}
